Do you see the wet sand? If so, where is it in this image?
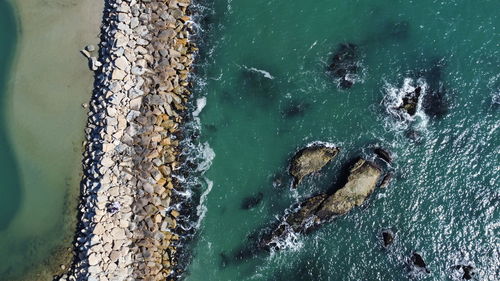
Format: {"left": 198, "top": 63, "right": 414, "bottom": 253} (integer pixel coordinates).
{"left": 0, "top": 0, "right": 103, "bottom": 279}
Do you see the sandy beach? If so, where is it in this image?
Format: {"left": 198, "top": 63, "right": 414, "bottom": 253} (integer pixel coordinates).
{"left": 0, "top": 0, "right": 103, "bottom": 279}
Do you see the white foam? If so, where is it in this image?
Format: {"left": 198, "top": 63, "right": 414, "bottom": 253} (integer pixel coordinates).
{"left": 196, "top": 177, "right": 213, "bottom": 229}
{"left": 244, "top": 65, "right": 275, "bottom": 80}
{"left": 306, "top": 140, "right": 338, "bottom": 149}
{"left": 382, "top": 77, "right": 430, "bottom": 131}
{"left": 192, "top": 97, "right": 207, "bottom": 117}
{"left": 195, "top": 142, "right": 215, "bottom": 173}
{"left": 269, "top": 226, "right": 304, "bottom": 254}
{"left": 308, "top": 40, "right": 318, "bottom": 51}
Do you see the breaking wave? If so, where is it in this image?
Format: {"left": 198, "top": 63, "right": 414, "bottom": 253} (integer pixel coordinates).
{"left": 382, "top": 77, "right": 430, "bottom": 132}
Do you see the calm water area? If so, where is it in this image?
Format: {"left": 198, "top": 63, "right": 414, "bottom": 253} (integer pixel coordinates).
{"left": 0, "top": 0, "right": 102, "bottom": 279}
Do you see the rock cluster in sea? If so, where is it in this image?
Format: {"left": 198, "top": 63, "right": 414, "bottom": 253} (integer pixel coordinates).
{"left": 58, "top": 0, "right": 196, "bottom": 280}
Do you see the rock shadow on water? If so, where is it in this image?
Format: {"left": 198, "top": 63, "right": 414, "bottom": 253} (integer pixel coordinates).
{"left": 417, "top": 57, "right": 450, "bottom": 119}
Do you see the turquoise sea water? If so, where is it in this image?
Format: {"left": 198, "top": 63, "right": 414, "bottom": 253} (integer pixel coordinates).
{"left": 186, "top": 0, "right": 499, "bottom": 280}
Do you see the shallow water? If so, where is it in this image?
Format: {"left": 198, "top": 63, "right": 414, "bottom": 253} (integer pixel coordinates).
{"left": 0, "top": 0, "right": 20, "bottom": 234}
{"left": 186, "top": 0, "right": 499, "bottom": 280}
{"left": 0, "top": 0, "right": 102, "bottom": 280}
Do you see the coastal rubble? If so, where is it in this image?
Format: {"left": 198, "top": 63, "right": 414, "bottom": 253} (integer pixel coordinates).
{"left": 58, "top": 0, "right": 196, "bottom": 280}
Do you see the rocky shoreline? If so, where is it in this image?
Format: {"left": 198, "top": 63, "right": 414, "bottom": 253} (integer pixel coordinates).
{"left": 58, "top": 0, "right": 197, "bottom": 280}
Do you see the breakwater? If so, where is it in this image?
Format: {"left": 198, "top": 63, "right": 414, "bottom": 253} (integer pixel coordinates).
{"left": 59, "top": 0, "right": 197, "bottom": 280}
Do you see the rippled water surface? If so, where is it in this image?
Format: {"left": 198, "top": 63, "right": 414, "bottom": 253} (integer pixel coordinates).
{"left": 186, "top": 0, "right": 499, "bottom": 280}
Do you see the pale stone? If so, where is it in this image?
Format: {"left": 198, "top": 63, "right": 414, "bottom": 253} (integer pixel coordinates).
{"left": 143, "top": 183, "right": 154, "bottom": 194}
{"left": 102, "top": 157, "right": 114, "bottom": 167}
{"left": 94, "top": 223, "right": 105, "bottom": 235}
{"left": 130, "top": 17, "right": 139, "bottom": 29}
{"left": 107, "top": 107, "right": 117, "bottom": 117}
{"left": 88, "top": 253, "right": 100, "bottom": 266}
{"left": 112, "top": 69, "right": 126, "bottom": 80}
{"left": 110, "top": 250, "right": 120, "bottom": 262}
{"left": 110, "top": 227, "right": 126, "bottom": 240}
{"left": 118, "top": 13, "right": 131, "bottom": 24}
{"left": 115, "top": 56, "right": 129, "bottom": 70}
{"left": 130, "top": 97, "right": 142, "bottom": 111}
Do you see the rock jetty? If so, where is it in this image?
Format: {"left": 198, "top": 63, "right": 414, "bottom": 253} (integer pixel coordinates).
{"left": 58, "top": 0, "right": 197, "bottom": 280}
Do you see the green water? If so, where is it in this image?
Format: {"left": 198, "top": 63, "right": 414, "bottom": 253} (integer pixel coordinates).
{"left": 186, "top": 0, "right": 499, "bottom": 280}
{"left": 0, "top": 0, "right": 95, "bottom": 279}
{"left": 0, "top": 0, "right": 20, "bottom": 234}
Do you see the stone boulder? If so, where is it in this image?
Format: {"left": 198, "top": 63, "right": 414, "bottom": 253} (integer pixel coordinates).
{"left": 315, "top": 159, "right": 381, "bottom": 218}
{"left": 289, "top": 144, "right": 339, "bottom": 187}
{"left": 381, "top": 229, "right": 395, "bottom": 247}
{"left": 397, "top": 85, "right": 422, "bottom": 116}
{"left": 262, "top": 158, "right": 381, "bottom": 249}
{"left": 409, "top": 252, "right": 430, "bottom": 274}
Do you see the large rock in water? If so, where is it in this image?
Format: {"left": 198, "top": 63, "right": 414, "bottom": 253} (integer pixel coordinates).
{"left": 289, "top": 144, "right": 339, "bottom": 187}
{"left": 262, "top": 159, "right": 381, "bottom": 249}
{"left": 315, "top": 159, "right": 382, "bottom": 218}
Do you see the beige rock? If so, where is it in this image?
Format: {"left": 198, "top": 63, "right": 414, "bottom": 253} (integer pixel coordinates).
{"left": 112, "top": 69, "right": 127, "bottom": 80}
{"left": 111, "top": 227, "right": 127, "bottom": 240}
{"left": 115, "top": 56, "right": 129, "bottom": 70}
{"left": 88, "top": 253, "right": 100, "bottom": 266}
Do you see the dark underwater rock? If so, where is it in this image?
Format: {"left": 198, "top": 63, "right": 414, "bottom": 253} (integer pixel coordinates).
{"left": 241, "top": 192, "right": 264, "bottom": 210}
{"left": 262, "top": 159, "right": 382, "bottom": 249}
{"left": 409, "top": 252, "right": 430, "bottom": 273}
{"left": 374, "top": 147, "right": 393, "bottom": 163}
{"left": 386, "top": 20, "right": 410, "bottom": 40}
{"left": 422, "top": 85, "right": 448, "bottom": 118}
{"left": 452, "top": 264, "right": 475, "bottom": 280}
{"left": 327, "top": 43, "right": 361, "bottom": 89}
{"left": 379, "top": 172, "right": 393, "bottom": 188}
{"left": 282, "top": 100, "right": 311, "bottom": 118}
{"left": 289, "top": 143, "right": 340, "bottom": 187}
{"left": 420, "top": 58, "right": 449, "bottom": 118}
{"left": 381, "top": 229, "right": 395, "bottom": 247}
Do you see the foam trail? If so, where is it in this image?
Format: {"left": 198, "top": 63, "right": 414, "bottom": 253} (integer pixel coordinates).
{"left": 196, "top": 178, "right": 213, "bottom": 229}
{"left": 193, "top": 97, "right": 207, "bottom": 117}
{"left": 243, "top": 65, "right": 275, "bottom": 79}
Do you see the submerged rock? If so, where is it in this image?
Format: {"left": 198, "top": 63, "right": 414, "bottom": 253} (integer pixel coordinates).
{"left": 262, "top": 159, "right": 381, "bottom": 249}
{"left": 289, "top": 144, "right": 340, "bottom": 187}
{"left": 452, "top": 264, "right": 475, "bottom": 280}
{"left": 381, "top": 229, "right": 395, "bottom": 247}
{"left": 386, "top": 20, "right": 410, "bottom": 41}
{"left": 374, "top": 147, "right": 393, "bottom": 163}
{"left": 409, "top": 252, "right": 430, "bottom": 273}
{"left": 379, "top": 172, "right": 393, "bottom": 188}
{"left": 241, "top": 192, "right": 264, "bottom": 210}
{"left": 421, "top": 58, "right": 449, "bottom": 118}
{"left": 281, "top": 100, "right": 311, "bottom": 118}
{"left": 327, "top": 43, "right": 361, "bottom": 89}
